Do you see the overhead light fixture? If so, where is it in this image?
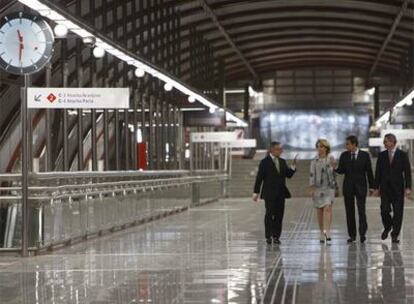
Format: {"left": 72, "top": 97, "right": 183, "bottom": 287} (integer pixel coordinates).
{"left": 17, "top": 0, "right": 248, "bottom": 128}
{"left": 366, "top": 87, "right": 376, "bottom": 96}
{"left": 134, "top": 68, "right": 145, "bottom": 78}
{"left": 209, "top": 107, "right": 216, "bottom": 114}
{"left": 92, "top": 46, "right": 105, "bottom": 58}
{"left": 188, "top": 96, "right": 195, "bottom": 103}
{"left": 164, "top": 83, "right": 173, "bottom": 91}
{"left": 375, "top": 88, "right": 414, "bottom": 126}
{"left": 54, "top": 24, "right": 68, "bottom": 37}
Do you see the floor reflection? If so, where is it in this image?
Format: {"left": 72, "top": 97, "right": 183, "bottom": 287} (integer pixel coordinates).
{"left": 381, "top": 244, "right": 406, "bottom": 303}
{"left": 0, "top": 198, "right": 414, "bottom": 303}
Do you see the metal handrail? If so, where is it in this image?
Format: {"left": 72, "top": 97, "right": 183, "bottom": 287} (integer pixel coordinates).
{"left": 0, "top": 173, "right": 228, "bottom": 201}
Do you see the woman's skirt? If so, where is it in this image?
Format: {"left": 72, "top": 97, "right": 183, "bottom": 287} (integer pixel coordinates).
{"left": 312, "top": 187, "right": 335, "bottom": 209}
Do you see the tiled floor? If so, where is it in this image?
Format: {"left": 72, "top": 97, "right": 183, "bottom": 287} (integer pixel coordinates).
{"left": 1, "top": 197, "right": 414, "bottom": 303}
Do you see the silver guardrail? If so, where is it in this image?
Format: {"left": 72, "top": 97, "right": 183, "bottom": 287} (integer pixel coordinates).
{"left": 0, "top": 170, "right": 228, "bottom": 254}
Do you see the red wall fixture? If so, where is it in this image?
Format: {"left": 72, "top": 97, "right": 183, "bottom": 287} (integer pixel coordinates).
{"left": 137, "top": 143, "right": 147, "bottom": 170}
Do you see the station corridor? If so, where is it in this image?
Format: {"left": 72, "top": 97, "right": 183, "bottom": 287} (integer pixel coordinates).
{"left": 1, "top": 197, "right": 413, "bottom": 304}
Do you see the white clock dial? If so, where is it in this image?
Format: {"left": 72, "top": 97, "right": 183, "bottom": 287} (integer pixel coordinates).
{"left": 0, "top": 12, "right": 54, "bottom": 75}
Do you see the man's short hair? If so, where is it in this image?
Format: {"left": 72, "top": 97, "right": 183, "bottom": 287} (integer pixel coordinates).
{"left": 270, "top": 141, "right": 281, "bottom": 148}
{"left": 346, "top": 135, "right": 359, "bottom": 146}
{"left": 384, "top": 133, "right": 397, "bottom": 144}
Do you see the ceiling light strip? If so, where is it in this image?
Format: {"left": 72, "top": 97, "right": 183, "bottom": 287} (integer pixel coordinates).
{"left": 375, "top": 88, "right": 414, "bottom": 126}
{"left": 17, "top": 0, "right": 248, "bottom": 127}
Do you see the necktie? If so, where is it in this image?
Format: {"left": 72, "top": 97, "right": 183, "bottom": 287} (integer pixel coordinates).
{"left": 389, "top": 151, "right": 393, "bottom": 164}
{"left": 274, "top": 157, "right": 280, "bottom": 172}
{"left": 351, "top": 153, "right": 356, "bottom": 161}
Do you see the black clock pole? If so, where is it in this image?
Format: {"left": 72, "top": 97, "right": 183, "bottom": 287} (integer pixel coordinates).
{"left": 21, "top": 74, "right": 29, "bottom": 257}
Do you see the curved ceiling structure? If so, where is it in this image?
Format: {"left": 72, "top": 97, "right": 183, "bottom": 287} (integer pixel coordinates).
{"left": 172, "top": 0, "right": 414, "bottom": 81}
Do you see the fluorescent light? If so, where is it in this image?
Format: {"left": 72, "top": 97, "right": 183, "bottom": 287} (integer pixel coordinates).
{"left": 376, "top": 111, "right": 390, "bottom": 126}
{"left": 225, "top": 89, "right": 244, "bottom": 94}
{"left": 93, "top": 46, "right": 105, "bottom": 58}
{"left": 180, "top": 108, "right": 205, "bottom": 111}
{"left": 134, "top": 68, "right": 145, "bottom": 78}
{"left": 54, "top": 24, "right": 68, "bottom": 37}
{"left": 164, "top": 83, "right": 173, "bottom": 91}
{"left": 366, "top": 87, "right": 376, "bottom": 95}
{"left": 17, "top": 0, "right": 248, "bottom": 127}
{"left": 375, "top": 87, "right": 414, "bottom": 126}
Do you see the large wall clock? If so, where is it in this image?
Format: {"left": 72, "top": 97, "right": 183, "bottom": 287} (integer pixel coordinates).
{"left": 0, "top": 12, "right": 54, "bottom": 75}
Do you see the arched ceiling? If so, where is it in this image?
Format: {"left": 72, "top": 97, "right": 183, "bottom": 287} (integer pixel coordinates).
{"left": 171, "top": 0, "right": 414, "bottom": 82}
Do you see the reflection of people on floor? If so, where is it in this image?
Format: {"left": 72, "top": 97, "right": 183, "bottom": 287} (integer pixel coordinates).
{"left": 312, "top": 247, "right": 337, "bottom": 302}
{"left": 381, "top": 244, "right": 406, "bottom": 302}
{"left": 343, "top": 244, "right": 369, "bottom": 302}
{"left": 261, "top": 247, "right": 287, "bottom": 303}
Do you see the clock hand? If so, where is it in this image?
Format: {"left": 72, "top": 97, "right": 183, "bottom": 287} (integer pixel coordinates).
{"left": 17, "top": 30, "right": 24, "bottom": 62}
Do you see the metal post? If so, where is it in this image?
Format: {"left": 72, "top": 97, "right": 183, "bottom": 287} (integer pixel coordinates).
{"left": 62, "top": 61, "right": 69, "bottom": 171}
{"left": 103, "top": 109, "right": 109, "bottom": 170}
{"left": 374, "top": 85, "right": 380, "bottom": 120}
{"left": 244, "top": 83, "right": 249, "bottom": 121}
{"left": 45, "top": 63, "right": 52, "bottom": 171}
{"left": 91, "top": 60, "right": 98, "bottom": 171}
{"left": 21, "top": 74, "right": 30, "bottom": 257}
{"left": 132, "top": 89, "right": 138, "bottom": 170}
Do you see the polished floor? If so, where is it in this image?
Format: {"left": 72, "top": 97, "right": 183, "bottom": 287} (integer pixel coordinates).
{"left": 1, "top": 197, "right": 414, "bottom": 303}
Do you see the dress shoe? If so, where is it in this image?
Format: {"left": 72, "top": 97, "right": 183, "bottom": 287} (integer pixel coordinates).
{"left": 392, "top": 238, "right": 400, "bottom": 244}
{"left": 360, "top": 236, "right": 366, "bottom": 243}
{"left": 266, "top": 238, "right": 272, "bottom": 244}
{"left": 324, "top": 233, "right": 332, "bottom": 242}
{"left": 273, "top": 238, "right": 281, "bottom": 245}
{"left": 347, "top": 238, "right": 356, "bottom": 243}
{"left": 381, "top": 228, "right": 391, "bottom": 240}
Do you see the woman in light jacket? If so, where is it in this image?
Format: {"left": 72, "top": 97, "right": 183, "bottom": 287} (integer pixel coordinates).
{"left": 309, "top": 139, "right": 336, "bottom": 243}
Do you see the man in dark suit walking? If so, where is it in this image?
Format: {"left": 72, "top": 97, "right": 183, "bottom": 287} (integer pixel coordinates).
{"left": 253, "top": 142, "right": 297, "bottom": 244}
{"left": 373, "top": 133, "right": 411, "bottom": 243}
{"left": 335, "top": 135, "right": 374, "bottom": 243}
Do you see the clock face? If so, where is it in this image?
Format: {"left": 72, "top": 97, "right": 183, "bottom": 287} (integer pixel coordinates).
{"left": 0, "top": 12, "right": 54, "bottom": 75}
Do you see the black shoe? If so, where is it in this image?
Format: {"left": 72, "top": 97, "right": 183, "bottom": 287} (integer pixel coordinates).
{"left": 392, "top": 238, "right": 400, "bottom": 244}
{"left": 360, "top": 236, "right": 366, "bottom": 243}
{"left": 266, "top": 238, "right": 272, "bottom": 244}
{"left": 324, "top": 233, "right": 332, "bottom": 242}
{"left": 273, "top": 238, "right": 281, "bottom": 245}
{"left": 320, "top": 239, "right": 325, "bottom": 244}
{"left": 381, "top": 228, "right": 391, "bottom": 240}
{"left": 347, "top": 238, "right": 356, "bottom": 243}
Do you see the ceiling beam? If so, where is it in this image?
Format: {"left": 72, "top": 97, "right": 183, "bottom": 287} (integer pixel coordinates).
{"left": 197, "top": 0, "right": 259, "bottom": 80}
{"left": 368, "top": 0, "right": 410, "bottom": 78}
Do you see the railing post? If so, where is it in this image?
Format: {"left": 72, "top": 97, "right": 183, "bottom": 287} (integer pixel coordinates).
{"left": 192, "top": 182, "right": 200, "bottom": 205}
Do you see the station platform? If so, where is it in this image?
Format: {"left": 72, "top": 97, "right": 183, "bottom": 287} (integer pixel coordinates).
{"left": 1, "top": 196, "right": 414, "bottom": 303}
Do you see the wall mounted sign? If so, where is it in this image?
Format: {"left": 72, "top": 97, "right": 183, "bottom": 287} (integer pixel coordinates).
{"left": 27, "top": 87, "right": 130, "bottom": 109}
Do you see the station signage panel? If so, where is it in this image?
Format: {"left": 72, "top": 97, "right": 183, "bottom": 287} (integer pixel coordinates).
{"left": 191, "top": 132, "right": 239, "bottom": 143}
{"left": 27, "top": 88, "right": 130, "bottom": 109}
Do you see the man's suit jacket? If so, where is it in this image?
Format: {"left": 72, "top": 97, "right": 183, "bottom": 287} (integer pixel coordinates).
{"left": 336, "top": 150, "right": 374, "bottom": 197}
{"left": 374, "top": 149, "right": 412, "bottom": 195}
{"left": 254, "top": 154, "right": 296, "bottom": 201}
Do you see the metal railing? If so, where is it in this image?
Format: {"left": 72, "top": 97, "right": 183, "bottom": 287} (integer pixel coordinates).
{"left": 0, "top": 170, "right": 228, "bottom": 254}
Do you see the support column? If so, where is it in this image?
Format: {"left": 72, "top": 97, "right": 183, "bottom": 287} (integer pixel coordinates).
{"left": 244, "top": 83, "right": 249, "bottom": 121}
{"left": 374, "top": 85, "right": 380, "bottom": 120}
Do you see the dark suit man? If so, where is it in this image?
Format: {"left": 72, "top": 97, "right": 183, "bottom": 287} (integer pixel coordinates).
{"left": 253, "top": 142, "right": 297, "bottom": 244}
{"left": 335, "top": 135, "right": 374, "bottom": 243}
{"left": 373, "top": 133, "right": 411, "bottom": 243}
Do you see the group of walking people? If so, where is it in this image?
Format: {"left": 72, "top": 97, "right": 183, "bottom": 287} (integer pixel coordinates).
{"left": 253, "top": 133, "right": 412, "bottom": 245}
